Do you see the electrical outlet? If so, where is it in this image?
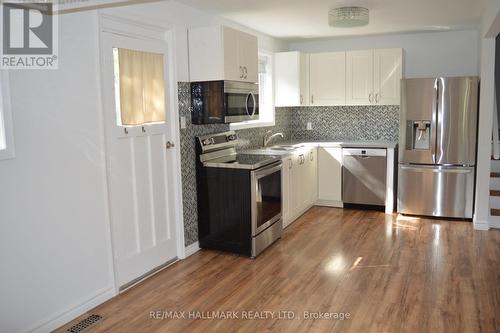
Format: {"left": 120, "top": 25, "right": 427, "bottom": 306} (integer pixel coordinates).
{"left": 306, "top": 122, "right": 313, "bottom": 130}
{"left": 180, "top": 116, "right": 186, "bottom": 129}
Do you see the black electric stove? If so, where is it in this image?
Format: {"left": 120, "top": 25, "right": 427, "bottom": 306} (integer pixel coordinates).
{"left": 195, "top": 131, "right": 282, "bottom": 258}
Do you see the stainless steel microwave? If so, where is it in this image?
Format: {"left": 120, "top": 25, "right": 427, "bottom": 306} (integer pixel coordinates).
{"left": 191, "top": 80, "right": 259, "bottom": 124}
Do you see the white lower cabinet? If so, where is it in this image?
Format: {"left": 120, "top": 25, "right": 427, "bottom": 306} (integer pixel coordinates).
{"left": 282, "top": 148, "right": 318, "bottom": 228}
{"left": 317, "top": 147, "right": 343, "bottom": 207}
{"left": 282, "top": 155, "right": 293, "bottom": 226}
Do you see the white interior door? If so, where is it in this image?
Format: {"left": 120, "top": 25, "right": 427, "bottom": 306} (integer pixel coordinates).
{"left": 100, "top": 23, "right": 179, "bottom": 289}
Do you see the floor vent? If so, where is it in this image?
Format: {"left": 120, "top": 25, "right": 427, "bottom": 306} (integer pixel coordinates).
{"left": 66, "top": 314, "right": 102, "bottom": 333}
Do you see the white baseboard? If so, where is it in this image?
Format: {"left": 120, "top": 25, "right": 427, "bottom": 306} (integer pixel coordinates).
{"left": 27, "top": 287, "right": 115, "bottom": 333}
{"left": 473, "top": 220, "right": 490, "bottom": 231}
{"left": 184, "top": 241, "right": 200, "bottom": 257}
{"left": 315, "top": 200, "right": 343, "bottom": 208}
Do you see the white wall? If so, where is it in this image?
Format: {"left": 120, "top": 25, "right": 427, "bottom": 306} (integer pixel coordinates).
{"left": 0, "top": 1, "right": 286, "bottom": 332}
{"left": 289, "top": 29, "right": 480, "bottom": 78}
{"left": 0, "top": 12, "right": 115, "bottom": 333}
{"left": 474, "top": 0, "right": 500, "bottom": 229}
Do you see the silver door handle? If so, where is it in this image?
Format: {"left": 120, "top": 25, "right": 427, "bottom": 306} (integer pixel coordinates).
{"left": 243, "top": 66, "right": 248, "bottom": 79}
{"left": 431, "top": 78, "right": 438, "bottom": 164}
{"left": 310, "top": 151, "right": 313, "bottom": 161}
{"left": 375, "top": 93, "right": 380, "bottom": 103}
{"left": 369, "top": 93, "right": 373, "bottom": 103}
{"left": 311, "top": 95, "right": 314, "bottom": 104}
{"left": 288, "top": 158, "right": 292, "bottom": 169}
{"left": 239, "top": 66, "right": 243, "bottom": 79}
{"left": 166, "top": 141, "right": 175, "bottom": 149}
{"left": 300, "top": 95, "right": 303, "bottom": 105}
{"left": 400, "top": 165, "right": 473, "bottom": 173}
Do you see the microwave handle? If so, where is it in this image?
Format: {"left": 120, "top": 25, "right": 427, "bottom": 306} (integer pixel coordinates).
{"left": 246, "top": 93, "right": 256, "bottom": 118}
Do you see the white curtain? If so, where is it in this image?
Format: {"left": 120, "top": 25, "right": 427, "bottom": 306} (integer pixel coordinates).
{"left": 115, "top": 48, "right": 166, "bottom": 126}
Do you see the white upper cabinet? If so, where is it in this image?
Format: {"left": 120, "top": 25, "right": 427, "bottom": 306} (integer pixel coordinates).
{"left": 373, "top": 48, "right": 403, "bottom": 105}
{"left": 309, "top": 52, "right": 346, "bottom": 106}
{"left": 346, "top": 48, "right": 403, "bottom": 105}
{"left": 346, "top": 50, "right": 374, "bottom": 105}
{"left": 274, "top": 51, "right": 309, "bottom": 107}
{"left": 189, "top": 25, "right": 258, "bottom": 83}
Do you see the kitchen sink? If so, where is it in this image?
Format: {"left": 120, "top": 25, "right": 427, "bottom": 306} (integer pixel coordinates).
{"left": 267, "top": 146, "right": 295, "bottom": 151}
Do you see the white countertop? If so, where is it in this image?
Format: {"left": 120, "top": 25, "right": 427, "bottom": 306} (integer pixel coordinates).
{"left": 242, "top": 140, "right": 397, "bottom": 156}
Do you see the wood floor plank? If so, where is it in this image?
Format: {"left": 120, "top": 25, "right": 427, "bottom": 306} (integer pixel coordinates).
{"left": 55, "top": 207, "right": 500, "bottom": 333}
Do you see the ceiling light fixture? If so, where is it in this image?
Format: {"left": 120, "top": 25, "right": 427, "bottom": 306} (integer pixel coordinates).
{"left": 329, "top": 7, "right": 369, "bottom": 27}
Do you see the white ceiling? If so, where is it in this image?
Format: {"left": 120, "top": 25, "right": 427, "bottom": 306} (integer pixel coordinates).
{"left": 179, "top": 0, "right": 485, "bottom": 40}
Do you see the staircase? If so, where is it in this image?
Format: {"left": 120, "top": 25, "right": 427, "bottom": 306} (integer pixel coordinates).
{"left": 489, "top": 159, "right": 500, "bottom": 228}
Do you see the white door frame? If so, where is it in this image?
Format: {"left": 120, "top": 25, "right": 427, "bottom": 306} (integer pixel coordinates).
{"left": 98, "top": 14, "right": 186, "bottom": 294}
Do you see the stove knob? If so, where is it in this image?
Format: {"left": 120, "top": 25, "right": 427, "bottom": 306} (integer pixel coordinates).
{"left": 227, "top": 134, "right": 237, "bottom": 141}
{"left": 203, "top": 138, "right": 213, "bottom": 145}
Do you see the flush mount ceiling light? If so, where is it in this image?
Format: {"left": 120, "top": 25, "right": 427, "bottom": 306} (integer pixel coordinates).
{"left": 329, "top": 7, "right": 369, "bottom": 27}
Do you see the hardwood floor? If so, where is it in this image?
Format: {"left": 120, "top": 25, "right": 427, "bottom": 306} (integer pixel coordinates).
{"left": 56, "top": 207, "right": 500, "bottom": 333}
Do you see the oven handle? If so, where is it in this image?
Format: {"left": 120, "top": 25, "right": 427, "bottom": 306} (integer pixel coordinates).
{"left": 251, "top": 162, "right": 282, "bottom": 179}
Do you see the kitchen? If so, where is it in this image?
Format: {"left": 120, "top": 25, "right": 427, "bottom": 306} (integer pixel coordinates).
{"left": 1, "top": 1, "right": 499, "bottom": 332}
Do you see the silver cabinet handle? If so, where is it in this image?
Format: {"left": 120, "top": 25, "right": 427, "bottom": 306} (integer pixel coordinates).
{"left": 243, "top": 66, "right": 248, "bottom": 79}
{"left": 300, "top": 95, "right": 303, "bottom": 105}
{"left": 375, "top": 93, "right": 380, "bottom": 103}
{"left": 166, "top": 141, "right": 175, "bottom": 149}
{"left": 369, "top": 93, "right": 373, "bottom": 103}
{"left": 310, "top": 151, "right": 313, "bottom": 161}
{"left": 239, "top": 66, "right": 243, "bottom": 79}
{"left": 311, "top": 95, "right": 314, "bottom": 104}
{"left": 288, "top": 158, "right": 292, "bottom": 169}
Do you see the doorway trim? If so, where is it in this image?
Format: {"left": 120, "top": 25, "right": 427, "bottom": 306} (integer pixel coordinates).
{"left": 98, "top": 14, "right": 186, "bottom": 295}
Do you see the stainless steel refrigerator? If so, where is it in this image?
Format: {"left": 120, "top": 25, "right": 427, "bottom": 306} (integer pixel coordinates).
{"left": 398, "top": 77, "right": 479, "bottom": 219}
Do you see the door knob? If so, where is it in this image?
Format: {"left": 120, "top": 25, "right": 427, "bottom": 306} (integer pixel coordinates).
{"left": 166, "top": 141, "right": 175, "bottom": 149}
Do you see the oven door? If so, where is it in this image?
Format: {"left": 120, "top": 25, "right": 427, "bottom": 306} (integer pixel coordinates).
{"left": 251, "top": 162, "right": 282, "bottom": 236}
{"left": 224, "top": 81, "right": 259, "bottom": 123}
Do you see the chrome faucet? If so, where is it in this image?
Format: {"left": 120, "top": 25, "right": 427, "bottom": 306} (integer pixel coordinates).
{"left": 263, "top": 130, "right": 284, "bottom": 147}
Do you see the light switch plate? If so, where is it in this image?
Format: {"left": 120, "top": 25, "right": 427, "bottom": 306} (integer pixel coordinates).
{"left": 180, "top": 116, "right": 186, "bottom": 129}
{"left": 306, "top": 122, "right": 313, "bottom": 130}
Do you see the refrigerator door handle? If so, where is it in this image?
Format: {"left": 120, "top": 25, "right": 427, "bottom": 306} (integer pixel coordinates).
{"left": 431, "top": 78, "right": 439, "bottom": 164}
{"left": 399, "top": 165, "right": 473, "bottom": 173}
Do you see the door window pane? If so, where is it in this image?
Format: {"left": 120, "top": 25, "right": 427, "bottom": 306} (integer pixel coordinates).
{"left": 113, "top": 48, "right": 166, "bottom": 126}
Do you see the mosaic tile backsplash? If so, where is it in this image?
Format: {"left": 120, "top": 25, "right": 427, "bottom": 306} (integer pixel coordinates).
{"left": 177, "top": 82, "right": 399, "bottom": 246}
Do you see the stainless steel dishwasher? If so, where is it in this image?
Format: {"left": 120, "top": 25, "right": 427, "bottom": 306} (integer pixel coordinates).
{"left": 342, "top": 148, "right": 387, "bottom": 206}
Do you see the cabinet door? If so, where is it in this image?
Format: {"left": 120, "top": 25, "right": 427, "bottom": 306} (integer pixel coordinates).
{"left": 299, "top": 53, "right": 310, "bottom": 106}
{"left": 290, "top": 152, "right": 305, "bottom": 217}
{"left": 238, "top": 32, "right": 258, "bottom": 83}
{"left": 309, "top": 52, "right": 346, "bottom": 106}
{"left": 282, "top": 156, "right": 293, "bottom": 228}
{"left": 318, "top": 147, "right": 342, "bottom": 203}
{"left": 275, "top": 52, "right": 301, "bottom": 106}
{"left": 306, "top": 148, "right": 318, "bottom": 205}
{"left": 346, "top": 50, "right": 374, "bottom": 105}
{"left": 222, "top": 26, "right": 241, "bottom": 81}
{"left": 374, "top": 48, "right": 403, "bottom": 105}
